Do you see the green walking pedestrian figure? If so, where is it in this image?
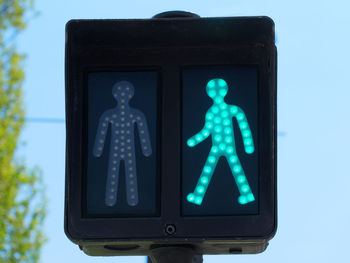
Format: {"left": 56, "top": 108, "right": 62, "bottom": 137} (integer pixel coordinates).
{"left": 187, "top": 78, "right": 255, "bottom": 206}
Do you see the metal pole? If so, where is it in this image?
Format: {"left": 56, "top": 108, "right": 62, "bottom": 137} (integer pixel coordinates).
{"left": 148, "top": 247, "right": 199, "bottom": 263}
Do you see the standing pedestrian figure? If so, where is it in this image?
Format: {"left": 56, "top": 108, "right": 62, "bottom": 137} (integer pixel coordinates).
{"left": 93, "top": 81, "right": 152, "bottom": 207}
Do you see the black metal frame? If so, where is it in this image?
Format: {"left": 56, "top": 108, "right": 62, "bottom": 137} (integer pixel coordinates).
{"left": 65, "top": 16, "right": 277, "bottom": 254}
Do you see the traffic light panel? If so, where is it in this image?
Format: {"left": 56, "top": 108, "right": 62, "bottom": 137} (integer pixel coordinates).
{"left": 65, "top": 14, "right": 277, "bottom": 257}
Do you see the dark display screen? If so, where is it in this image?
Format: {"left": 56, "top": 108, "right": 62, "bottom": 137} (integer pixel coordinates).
{"left": 182, "top": 67, "right": 259, "bottom": 216}
{"left": 86, "top": 71, "right": 159, "bottom": 217}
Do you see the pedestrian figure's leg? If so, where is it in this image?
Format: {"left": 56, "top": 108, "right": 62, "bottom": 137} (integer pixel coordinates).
{"left": 226, "top": 153, "right": 255, "bottom": 204}
{"left": 105, "top": 150, "right": 121, "bottom": 206}
{"left": 124, "top": 153, "right": 139, "bottom": 206}
{"left": 187, "top": 146, "right": 220, "bottom": 205}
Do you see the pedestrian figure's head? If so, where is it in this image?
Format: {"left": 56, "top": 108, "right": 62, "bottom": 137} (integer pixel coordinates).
{"left": 206, "top": 78, "right": 228, "bottom": 103}
{"left": 112, "top": 81, "right": 135, "bottom": 103}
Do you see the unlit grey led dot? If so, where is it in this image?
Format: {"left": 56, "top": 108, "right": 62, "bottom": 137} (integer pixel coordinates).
{"left": 111, "top": 181, "right": 115, "bottom": 185}
{"left": 114, "top": 146, "right": 118, "bottom": 150}
{"left": 110, "top": 195, "right": 114, "bottom": 199}
{"left": 130, "top": 188, "right": 134, "bottom": 192}
{"left": 140, "top": 130, "right": 144, "bottom": 134}
{"left": 121, "top": 148, "right": 124, "bottom": 152}
{"left": 128, "top": 160, "right": 132, "bottom": 164}
{"left": 129, "top": 174, "right": 133, "bottom": 178}
{"left": 112, "top": 114, "right": 117, "bottom": 118}
{"left": 111, "top": 189, "right": 115, "bottom": 192}
{"left": 131, "top": 195, "right": 135, "bottom": 199}
{"left": 121, "top": 154, "right": 125, "bottom": 158}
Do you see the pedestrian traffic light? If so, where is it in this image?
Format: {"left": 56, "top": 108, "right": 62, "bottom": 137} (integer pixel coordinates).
{"left": 65, "top": 12, "right": 277, "bottom": 258}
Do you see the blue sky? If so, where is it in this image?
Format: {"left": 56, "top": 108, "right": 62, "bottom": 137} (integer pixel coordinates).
{"left": 17, "top": 0, "right": 350, "bottom": 262}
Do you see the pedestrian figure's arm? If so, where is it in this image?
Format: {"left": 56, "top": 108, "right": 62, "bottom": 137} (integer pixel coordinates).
{"left": 230, "top": 105, "right": 255, "bottom": 154}
{"left": 135, "top": 110, "right": 152, "bottom": 157}
{"left": 187, "top": 112, "right": 212, "bottom": 147}
{"left": 93, "top": 111, "right": 111, "bottom": 157}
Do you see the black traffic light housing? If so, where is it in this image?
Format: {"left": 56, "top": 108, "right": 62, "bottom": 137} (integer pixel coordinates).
{"left": 65, "top": 13, "right": 277, "bottom": 257}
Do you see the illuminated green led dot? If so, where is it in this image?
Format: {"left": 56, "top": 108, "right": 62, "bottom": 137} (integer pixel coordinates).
{"left": 212, "top": 106, "right": 219, "bottom": 113}
{"left": 234, "top": 165, "right": 242, "bottom": 173}
{"left": 201, "top": 177, "right": 209, "bottom": 184}
{"left": 231, "top": 106, "right": 238, "bottom": 114}
{"left": 237, "top": 175, "right": 245, "bottom": 183}
{"left": 219, "top": 89, "right": 226, "bottom": 96}
{"left": 221, "top": 111, "right": 229, "bottom": 118}
{"left": 195, "top": 197, "right": 203, "bottom": 204}
{"left": 247, "top": 194, "right": 255, "bottom": 202}
{"left": 224, "top": 127, "right": 231, "bottom": 134}
{"left": 196, "top": 186, "right": 205, "bottom": 193}
{"left": 225, "top": 136, "right": 232, "bottom": 143}
{"left": 230, "top": 156, "right": 238, "bottom": 163}
{"left": 208, "top": 156, "right": 216, "bottom": 163}
{"left": 239, "top": 121, "right": 248, "bottom": 129}
{"left": 243, "top": 130, "right": 251, "bottom": 137}
{"left": 208, "top": 80, "right": 215, "bottom": 88}
{"left": 219, "top": 143, "right": 226, "bottom": 150}
{"left": 218, "top": 79, "right": 226, "bottom": 87}
{"left": 220, "top": 103, "right": 227, "bottom": 110}
{"left": 196, "top": 135, "right": 202, "bottom": 141}
{"left": 238, "top": 196, "right": 247, "bottom": 205}
{"left": 246, "top": 146, "right": 254, "bottom": 154}
{"left": 206, "top": 112, "right": 214, "bottom": 120}
{"left": 244, "top": 138, "right": 253, "bottom": 146}
{"left": 206, "top": 122, "right": 213, "bottom": 129}
{"left": 214, "top": 117, "right": 221, "bottom": 123}
{"left": 202, "top": 129, "right": 209, "bottom": 136}
{"left": 237, "top": 113, "right": 244, "bottom": 120}
{"left": 212, "top": 146, "right": 218, "bottom": 153}
{"left": 226, "top": 147, "right": 234, "bottom": 153}
{"left": 241, "top": 184, "right": 249, "bottom": 193}
{"left": 215, "top": 97, "right": 223, "bottom": 104}
{"left": 223, "top": 119, "right": 230, "bottom": 126}
{"left": 204, "top": 166, "right": 212, "bottom": 173}
{"left": 187, "top": 193, "right": 195, "bottom": 202}
{"left": 187, "top": 139, "right": 195, "bottom": 147}
{"left": 215, "top": 135, "right": 222, "bottom": 142}
{"left": 215, "top": 126, "right": 222, "bottom": 133}
{"left": 208, "top": 90, "right": 216, "bottom": 97}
